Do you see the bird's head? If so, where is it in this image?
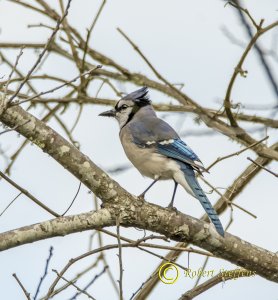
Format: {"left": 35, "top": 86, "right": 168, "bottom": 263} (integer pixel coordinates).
{"left": 99, "top": 87, "right": 152, "bottom": 128}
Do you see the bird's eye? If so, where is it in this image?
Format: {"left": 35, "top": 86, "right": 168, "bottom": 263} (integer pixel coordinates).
{"left": 120, "top": 104, "right": 128, "bottom": 110}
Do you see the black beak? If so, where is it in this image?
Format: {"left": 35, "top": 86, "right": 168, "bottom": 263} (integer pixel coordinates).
{"left": 99, "top": 109, "right": 116, "bottom": 117}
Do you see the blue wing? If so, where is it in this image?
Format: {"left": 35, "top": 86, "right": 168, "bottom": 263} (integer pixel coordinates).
{"left": 157, "top": 139, "right": 199, "bottom": 162}
{"left": 128, "top": 117, "right": 206, "bottom": 173}
{"left": 157, "top": 139, "right": 206, "bottom": 173}
{"left": 129, "top": 117, "right": 179, "bottom": 145}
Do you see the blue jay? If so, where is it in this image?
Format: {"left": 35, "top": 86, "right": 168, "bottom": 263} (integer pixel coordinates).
{"left": 99, "top": 87, "right": 224, "bottom": 236}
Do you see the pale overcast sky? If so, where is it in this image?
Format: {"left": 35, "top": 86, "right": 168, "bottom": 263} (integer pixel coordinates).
{"left": 0, "top": 1, "right": 278, "bottom": 299}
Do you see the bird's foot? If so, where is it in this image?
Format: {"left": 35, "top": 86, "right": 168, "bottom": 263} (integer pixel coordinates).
{"left": 167, "top": 205, "right": 178, "bottom": 214}
{"left": 137, "top": 193, "right": 145, "bottom": 200}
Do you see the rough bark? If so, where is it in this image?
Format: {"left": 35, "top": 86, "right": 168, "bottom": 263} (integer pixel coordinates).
{"left": 1, "top": 201, "right": 278, "bottom": 283}
{"left": 0, "top": 209, "right": 114, "bottom": 251}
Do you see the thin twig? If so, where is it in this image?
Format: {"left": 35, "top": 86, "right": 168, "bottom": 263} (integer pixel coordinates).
{"left": 61, "top": 181, "right": 81, "bottom": 216}
{"left": 69, "top": 265, "right": 108, "bottom": 300}
{"left": 9, "top": 0, "right": 46, "bottom": 16}
{"left": 116, "top": 219, "right": 124, "bottom": 300}
{"left": 14, "top": 66, "right": 102, "bottom": 105}
{"left": 93, "top": 200, "right": 120, "bottom": 296}
{"left": 81, "top": 0, "right": 106, "bottom": 72}
{"left": 179, "top": 268, "right": 254, "bottom": 299}
{"left": 223, "top": 15, "right": 278, "bottom": 127}
{"left": 52, "top": 269, "right": 96, "bottom": 300}
{"left": 200, "top": 177, "right": 257, "bottom": 219}
{"left": 206, "top": 136, "right": 269, "bottom": 171}
{"left": 59, "top": 0, "right": 82, "bottom": 72}
{"left": 0, "top": 192, "right": 22, "bottom": 217}
{"left": 230, "top": 0, "right": 278, "bottom": 102}
{"left": 116, "top": 27, "right": 204, "bottom": 111}
{"left": 117, "top": 27, "right": 183, "bottom": 100}
{"left": 4, "top": 47, "right": 25, "bottom": 96}
{"left": 0, "top": 171, "right": 60, "bottom": 217}
{"left": 227, "top": 2, "right": 259, "bottom": 30}
{"left": 12, "top": 273, "right": 31, "bottom": 300}
{"left": 247, "top": 157, "right": 278, "bottom": 177}
{"left": 1, "top": 74, "right": 76, "bottom": 88}
{"left": 70, "top": 103, "right": 84, "bottom": 133}
{"left": 192, "top": 257, "right": 210, "bottom": 289}
{"left": 129, "top": 274, "right": 155, "bottom": 300}
{"left": 28, "top": 23, "right": 55, "bottom": 30}
{"left": 34, "top": 246, "right": 54, "bottom": 300}
{"left": 40, "top": 256, "right": 102, "bottom": 299}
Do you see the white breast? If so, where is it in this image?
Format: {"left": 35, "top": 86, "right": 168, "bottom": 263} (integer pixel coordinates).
{"left": 120, "top": 135, "right": 180, "bottom": 180}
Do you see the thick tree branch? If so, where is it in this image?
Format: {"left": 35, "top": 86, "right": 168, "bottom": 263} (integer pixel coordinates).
{"left": 0, "top": 209, "right": 114, "bottom": 251}
{"left": 1, "top": 202, "right": 278, "bottom": 283}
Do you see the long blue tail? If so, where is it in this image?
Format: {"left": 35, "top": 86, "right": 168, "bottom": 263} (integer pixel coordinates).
{"left": 180, "top": 164, "right": 225, "bottom": 237}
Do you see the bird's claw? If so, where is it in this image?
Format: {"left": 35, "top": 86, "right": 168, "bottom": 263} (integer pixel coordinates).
{"left": 167, "top": 205, "right": 178, "bottom": 214}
